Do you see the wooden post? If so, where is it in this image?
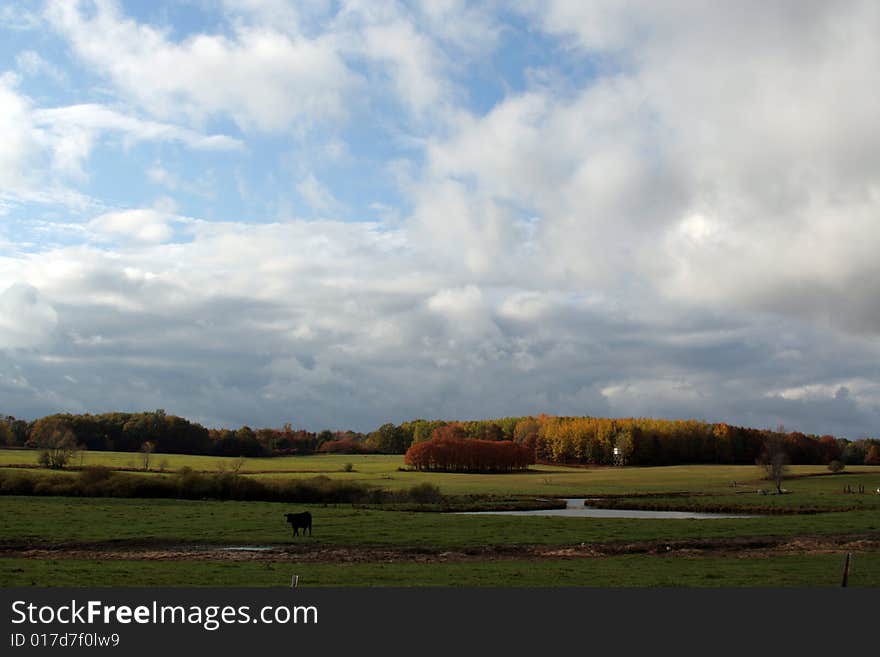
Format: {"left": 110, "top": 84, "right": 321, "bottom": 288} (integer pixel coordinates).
{"left": 291, "top": 574, "right": 299, "bottom": 588}
{"left": 841, "top": 553, "right": 851, "bottom": 588}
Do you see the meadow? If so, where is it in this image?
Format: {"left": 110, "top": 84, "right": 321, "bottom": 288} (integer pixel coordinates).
{"left": 2, "top": 449, "right": 878, "bottom": 587}
{"left": 4, "top": 448, "right": 878, "bottom": 496}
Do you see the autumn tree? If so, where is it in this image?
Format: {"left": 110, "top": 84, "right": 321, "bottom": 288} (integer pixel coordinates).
{"left": 405, "top": 436, "right": 533, "bottom": 473}
{"left": 406, "top": 419, "right": 446, "bottom": 444}
{"left": 29, "top": 418, "right": 79, "bottom": 469}
{"left": 431, "top": 423, "right": 467, "bottom": 442}
{"left": 513, "top": 417, "right": 540, "bottom": 454}
{"left": 316, "top": 429, "right": 335, "bottom": 446}
{"left": 818, "top": 435, "right": 842, "bottom": 464}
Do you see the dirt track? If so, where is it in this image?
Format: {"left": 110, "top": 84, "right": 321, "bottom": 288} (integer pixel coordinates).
{"left": 3, "top": 534, "right": 879, "bottom": 563}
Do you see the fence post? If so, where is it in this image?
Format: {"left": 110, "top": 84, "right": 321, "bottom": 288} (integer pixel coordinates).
{"left": 841, "top": 553, "right": 851, "bottom": 588}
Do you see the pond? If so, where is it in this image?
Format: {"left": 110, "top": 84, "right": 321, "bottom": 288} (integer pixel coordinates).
{"left": 459, "top": 498, "right": 757, "bottom": 519}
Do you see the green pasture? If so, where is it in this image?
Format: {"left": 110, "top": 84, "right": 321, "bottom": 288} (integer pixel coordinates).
{"left": 3, "top": 452, "right": 878, "bottom": 587}
{"left": 3, "top": 552, "right": 877, "bottom": 587}
{"left": 2, "top": 496, "right": 879, "bottom": 549}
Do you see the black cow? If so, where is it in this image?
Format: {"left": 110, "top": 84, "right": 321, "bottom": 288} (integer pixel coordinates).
{"left": 284, "top": 511, "right": 312, "bottom": 537}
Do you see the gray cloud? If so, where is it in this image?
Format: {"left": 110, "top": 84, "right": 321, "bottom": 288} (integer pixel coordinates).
{"left": 2, "top": 220, "right": 879, "bottom": 438}
{"left": 3, "top": 3, "right": 880, "bottom": 438}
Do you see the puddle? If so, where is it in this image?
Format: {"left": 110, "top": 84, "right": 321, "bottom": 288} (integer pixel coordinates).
{"left": 220, "top": 546, "right": 276, "bottom": 552}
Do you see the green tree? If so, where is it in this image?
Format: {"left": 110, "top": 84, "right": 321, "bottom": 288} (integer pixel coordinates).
{"left": 366, "top": 423, "right": 410, "bottom": 453}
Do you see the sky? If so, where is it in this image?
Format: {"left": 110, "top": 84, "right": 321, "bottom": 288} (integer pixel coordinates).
{"left": 1, "top": 1, "right": 879, "bottom": 437}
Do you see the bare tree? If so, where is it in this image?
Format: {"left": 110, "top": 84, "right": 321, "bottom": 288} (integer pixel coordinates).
{"left": 758, "top": 433, "right": 790, "bottom": 494}
{"left": 140, "top": 441, "right": 156, "bottom": 471}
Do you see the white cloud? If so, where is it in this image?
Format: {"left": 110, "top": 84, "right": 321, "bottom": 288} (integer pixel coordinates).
{"left": 0, "top": 74, "right": 40, "bottom": 191}
{"left": 0, "top": 5, "right": 41, "bottom": 31}
{"left": 88, "top": 209, "right": 178, "bottom": 244}
{"left": 147, "top": 164, "right": 177, "bottom": 190}
{"left": 0, "top": 73, "right": 240, "bottom": 200}
{"left": 359, "top": 18, "right": 446, "bottom": 115}
{"left": 296, "top": 173, "right": 344, "bottom": 215}
{"left": 408, "top": 1, "right": 880, "bottom": 332}
{"left": 415, "top": 76, "right": 668, "bottom": 285}
{"left": 517, "top": 1, "right": 880, "bottom": 329}
{"left": 15, "top": 50, "right": 65, "bottom": 81}
{"left": 427, "top": 285, "right": 497, "bottom": 338}
{"left": 0, "top": 75, "right": 92, "bottom": 208}
{"left": 337, "top": 0, "right": 498, "bottom": 122}
{"left": 33, "top": 104, "right": 243, "bottom": 157}
{"left": 46, "top": 0, "right": 357, "bottom": 133}
{"left": 412, "top": 0, "right": 500, "bottom": 55}
{"left": 43, "top": 0, "right": 493, "bottom": 135}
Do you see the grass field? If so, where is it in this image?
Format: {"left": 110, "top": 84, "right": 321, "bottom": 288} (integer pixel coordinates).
{"left": 3, "top": 497, "right": 880, "bottom": 547}
{"left": 2, "top": 449, "right": 878, "bottom": 587}
{"left": 3, "top": 552, "right": 877, "bottom": 587}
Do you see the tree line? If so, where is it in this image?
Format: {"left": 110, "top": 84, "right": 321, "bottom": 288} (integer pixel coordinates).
{"left": 2, "top": 410, "right": 879, "bottom": 468}
{"left": 0, "top": 411, "right": 369, "bottom": 465}
{"left": 385, "top": 416, "right": 880, "bottom": 467}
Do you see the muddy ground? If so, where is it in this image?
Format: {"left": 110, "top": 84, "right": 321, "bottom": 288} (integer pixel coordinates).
{"left": 3, "top": 535, "right": 878, "bottom": 564}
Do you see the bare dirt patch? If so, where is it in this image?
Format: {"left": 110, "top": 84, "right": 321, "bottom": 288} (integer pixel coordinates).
{"left": 2, "top": 534, "right": 878, "bottom": 564}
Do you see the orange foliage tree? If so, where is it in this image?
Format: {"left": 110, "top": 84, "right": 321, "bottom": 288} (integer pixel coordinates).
{"left": 405, "top": 427, "right": 533, "bottom": 473}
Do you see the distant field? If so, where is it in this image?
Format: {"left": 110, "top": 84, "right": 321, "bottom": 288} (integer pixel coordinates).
{"left": 3, "top": 448, "right": 877, "bottom": 497}
{"left": 0, "top": 449, "right": 364, "bottom": 473}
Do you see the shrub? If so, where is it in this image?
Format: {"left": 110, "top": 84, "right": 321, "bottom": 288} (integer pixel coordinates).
{"left": 0, "top": 467, "right": 445, "bottom": 505}
{"left": 407, "top": 482, "right": 442, "bottom": 504}
{"left": 318, "top": 439, "right": 371, "bottom": 454}
{"left": 0, "top": 471, "right": 36, "bottom": 494}
{"left": 827, "top": 460, "right": 845, "bottom": 473}
{"left": 79, "top": 465, "right": 114, "bottom": 486}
